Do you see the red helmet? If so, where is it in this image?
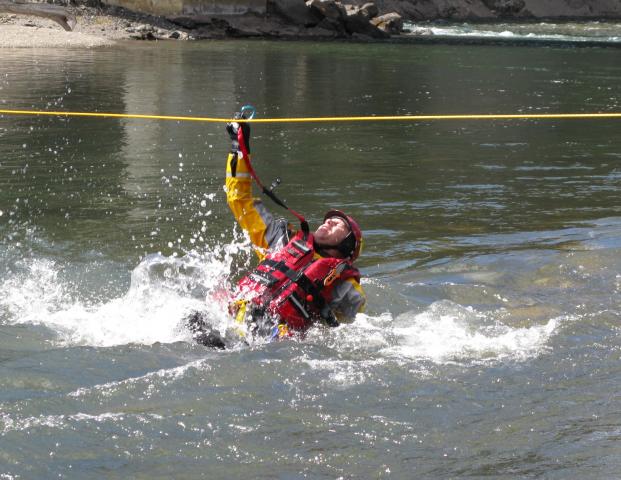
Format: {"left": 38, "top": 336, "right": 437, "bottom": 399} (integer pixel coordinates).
{"left": 323, "top": 210, "right": 363, "bottom": 261}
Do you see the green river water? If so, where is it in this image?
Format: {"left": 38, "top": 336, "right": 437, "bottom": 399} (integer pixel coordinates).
{"left": 1, "top": 40, "right": 621, "bottom": 478}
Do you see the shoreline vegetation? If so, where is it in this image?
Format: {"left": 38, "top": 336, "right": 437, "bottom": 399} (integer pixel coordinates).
{"left": 2, "top": 0, "right": 621, "bottom": 48}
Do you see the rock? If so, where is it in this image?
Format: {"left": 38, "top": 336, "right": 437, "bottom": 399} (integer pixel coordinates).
{"left": 343, "top": 2, "right": 378, "bottom": 18}
{"left": 131, "top": 31, "right": 156, "bottom": 40}
{"left": 359, "top": 2, "right": 379, "bottom": 19}
{"left": 169, "top": 16, "right": 210, "bottom": 29}
{"left": 306, "top": 0, "right": 346, "bottom": 21}
{"left": 316, "top": 16, "right": 346, "bottom": 35}
{"left": 371, "top": 12, "right": 403, "bottom": 34}
{"left": 305, "top": 25, "right": 339, "bottom": 37}
{"left": 210, "top": 17, "right": 231, "bottom": 30}
{"left": 170, "top": 17, "right": 195, "bottom": 29}
{"left": 344, "top": 9, "right": 388, "bottom": 38}
{"left": 351, "top": 32, "right": 374, "bottom": 41}
{"left": 193, "top": 26, "right": 222, "bottom": 39}
{"left": 344, "top": 4, "right": 357, "bottom": 14}
{"left": 187, "top": 17, "right": 229, "bottom": 37}
{"left": 268, "top": 0, "right": 322, "bottom": 27}
{"left": 227, "top": 24, "right": 263, "bottom": 37}
{"left": 169, "top": 30, "right": 181, "bottom": 39}
{"left": 483, "top": 0, "right": 526, "bottom": 15}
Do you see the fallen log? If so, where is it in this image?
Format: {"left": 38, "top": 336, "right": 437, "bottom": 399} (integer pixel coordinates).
{"left": 0, "top": 0, "right": 76, "bottom": 31}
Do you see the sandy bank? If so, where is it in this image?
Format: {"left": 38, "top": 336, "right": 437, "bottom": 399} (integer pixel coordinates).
{"left": 0, "top": 24, "right": 114, "bottom": 48}
{"left": 0, "top": 4, "right": 186, "bottom": 48}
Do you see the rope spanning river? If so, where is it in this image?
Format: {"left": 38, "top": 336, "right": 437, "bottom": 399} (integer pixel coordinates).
{"left": 1, "top": 40, "right": 621, "bottom": 478}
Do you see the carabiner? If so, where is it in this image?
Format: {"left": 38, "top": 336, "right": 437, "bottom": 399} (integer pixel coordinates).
{"left": 240, "top": 105, "right": 256, "bottom": 120}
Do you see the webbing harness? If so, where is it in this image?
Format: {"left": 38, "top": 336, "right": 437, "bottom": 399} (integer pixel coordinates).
{"left": 255, "top": 256, "right": 341, "bottom": 327}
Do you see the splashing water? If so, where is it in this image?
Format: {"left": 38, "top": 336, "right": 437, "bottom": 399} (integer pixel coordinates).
{"left": 304, "top": 298, "right": 560, "bottom": 367}
{"left": 0, "top": 247, "right": 562, "bottom": 363}
{"left": 0, "top": 240, "right": 252, "bottom": 347}
{"left": 381, "top": 300, "right": 560, "bottom": 364}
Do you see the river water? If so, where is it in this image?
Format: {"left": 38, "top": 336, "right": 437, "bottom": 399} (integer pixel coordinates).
{"left": 1, "top": 39, "right": 620, "bottom": 478}
{"left": 405, "top": 20, "right": 621, "bottom": 45}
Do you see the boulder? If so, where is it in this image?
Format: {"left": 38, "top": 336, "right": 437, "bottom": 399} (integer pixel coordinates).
{"left": 306, "top": 0, "right": 346, "bottom": 21}
{"left": 305, "top": 24, "right": 339, "bottom": 38}
{"left": 482, "top": 0, "right": 526, "bottom": 15}
{"left": 170, "top": 16, "right": 197, "bottom": 29}
{"left": 344, "top": 9, "right": 388, "bottom": 38}
{"left": 371, "top": 12, "right": 403, "bottom": 34}
{"left": 351, "top": 32, "right": 375, "bottom": 41}
{"left": 359, "top": 2, "right": 379, "bottom": 19}
{"left": 268, "top": 0, "right": 322, "bottom": 27}
{"left": 193, "top": 17, "right": 232, "bottom": 39}
{"left": 316, "top": 16, "right": 347, "bottom": 36}
{"left": 344, "top": 2, "right": 378, "bottom": 19}
{"left": 169, "top": 16, "right": 213, "bottom": 29}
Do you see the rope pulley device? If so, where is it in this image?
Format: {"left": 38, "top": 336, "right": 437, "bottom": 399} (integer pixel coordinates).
{"left": 269, "top": 178, "right": 281, "bottom": 193}
{"left": 239, "top": 105, "right": 256, "bottom": 120}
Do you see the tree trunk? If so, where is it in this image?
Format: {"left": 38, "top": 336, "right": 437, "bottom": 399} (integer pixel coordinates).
{"left": 0, "top": 1, "right": 76, "bottom": 31}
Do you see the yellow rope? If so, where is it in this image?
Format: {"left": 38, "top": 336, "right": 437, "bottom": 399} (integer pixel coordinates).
{"left": 2, "top": 108, "right": 621, "bottom": 123}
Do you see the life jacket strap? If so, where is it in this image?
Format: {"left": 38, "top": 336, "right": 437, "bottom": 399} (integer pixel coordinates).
{"left": 262, "top": 258, "right": 338, "bottom": 327}
{"left": 249, "top": 270, "right": 277, "bottom": 287}
{"left": 289, "top": 292, "right": 311, "bottom": 320}
{"left": 262, "top": 258, "right": 301, "bottom": 282}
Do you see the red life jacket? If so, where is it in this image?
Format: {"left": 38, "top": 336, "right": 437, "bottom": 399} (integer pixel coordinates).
{"left": 235, "top": 231, "right": 360, "bottom": 331}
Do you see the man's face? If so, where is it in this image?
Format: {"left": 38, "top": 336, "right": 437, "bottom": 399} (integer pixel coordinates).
{"left": 314, "top": 216, "right": 351, "bottom": 246}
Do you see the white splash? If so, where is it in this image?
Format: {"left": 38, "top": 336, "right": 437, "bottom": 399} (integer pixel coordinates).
{"left": 1, "top": 247, "right": 560, "bottom": 363}
{"left": 0, "top": 258, "right": 67, "bottom": 321}
{"left": 381, "top": 300, "right": 560, "bottom": 364}
{"left": 0, "top": 411, "right": 163, "bottom": 434}
{"left": 68, "top": 358, "right": 210, "bottom": 398}
{"left": 0, "top": 240, "right": 251, "bottom": 347}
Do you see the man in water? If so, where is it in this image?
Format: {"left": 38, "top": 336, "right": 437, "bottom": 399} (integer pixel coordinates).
{"left": 189, "top": 115, "right": 365, "bottom": 347}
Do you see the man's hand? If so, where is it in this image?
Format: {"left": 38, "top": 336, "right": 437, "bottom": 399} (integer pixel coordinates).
{"left": 226, "top": 112, "right": 251, "bottom": 154}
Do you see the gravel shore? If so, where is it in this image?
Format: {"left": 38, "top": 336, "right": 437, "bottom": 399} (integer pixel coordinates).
{"left": 0, "top": 24, "right": 116, "bottom": 47}
{"left": 0, "top": 4, "right": 186, "bottom": 48}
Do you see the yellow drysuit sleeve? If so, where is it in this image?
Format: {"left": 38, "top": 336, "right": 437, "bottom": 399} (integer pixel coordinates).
{"left": 225, "top": 152, "right": 289, "bottom": 261}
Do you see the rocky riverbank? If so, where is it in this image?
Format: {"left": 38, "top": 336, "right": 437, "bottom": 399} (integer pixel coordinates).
{"left": 0, "top": 0, "right": 406, "bottom": 46}
{"left": 348, "top": 0, "right": 621, "bottom": 21}
{"left": 2, "top": 0, "right": 621, "bottom": 48}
